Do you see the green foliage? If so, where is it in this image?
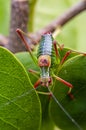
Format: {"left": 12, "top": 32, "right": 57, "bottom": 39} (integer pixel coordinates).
{"left": 0, "top": 47, "right": 41, "bottom": 130}
{"left": 0, "top": 0, "right": 10, "bottom": 35}
{"left": 15, "top": 49, "right": 86, "bottom": 130}
{"left": 15, "top": 52, "right": 55, "bottom": 130}
{"left": 50, "top": 55, "right": 86, "bottom": 130}
{"left": 0, "top": 0, "right": 86, "bottom": 129}
{"left": 0, "top": 46, "right": 86, "bottom": 130}
{"left": 29, "top": 0, "right": 38, "bottom": 32}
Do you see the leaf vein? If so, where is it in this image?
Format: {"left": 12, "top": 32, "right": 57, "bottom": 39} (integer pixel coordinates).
{"left": 0, "top": 117, "right": 18, "bottom": 129}
{"left": 0, "top": 94, "right": 29, "bottom": 113}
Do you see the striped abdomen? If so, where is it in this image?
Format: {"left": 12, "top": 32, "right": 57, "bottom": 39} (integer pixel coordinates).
{"left": 37, "top": 33, "right": 53, "bottom": 57}
{"left": 37, "top": 33, "right": 57, "bottom": 84}
{"left": 37, "top": 33, "right": 56, "bottom": 68}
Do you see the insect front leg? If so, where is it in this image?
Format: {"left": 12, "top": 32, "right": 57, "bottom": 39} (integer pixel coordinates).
{"left": 28, "top": 69, "right": 40, "bottom": 79}
{"left": 34, "top": 78, "right": 41, "bottom": 88}
{"left": 53, "top": 74, "right": 74, "bottom": 99}
{"left": 34, "top": 78, "right": 52, "bottom": 96}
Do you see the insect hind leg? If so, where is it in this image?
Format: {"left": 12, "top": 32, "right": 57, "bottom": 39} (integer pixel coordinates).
{"left": 16, "top": 29, "right": 37, "bottom": 65}
{"left": 53, "top": 74, "right": 74, "bottom": 99}
{"left": 53, "top": 40, "right": 64, "bottom": 58}
{"left": 33, "top": 78, "right": 52, "bottom": 97}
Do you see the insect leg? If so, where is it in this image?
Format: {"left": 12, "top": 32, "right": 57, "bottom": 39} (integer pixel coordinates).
{"left": 28, "top": 69, "right": 40, "bottom": 78}
{"left": 34, "top": 78, "right": 41, "bottom": 88}
{"left": 56, "top": 41, "right": 64, "bottom": 50}
{"left": 69, "top": 49, "right": 86, "bottom": 56}
{"left": 34, "top": 79, "right": 52, "bottom": 96}
{"left": 60, "top": 49, "right": 86, "bottom": 66}
{"left": 60, "top": 50, "right": 72, "bottom": 65}
{"left": 29, "top": 69, "right": 39, "bottom": 74}
{"left": 53, "top": 40, "right": 64, "bottom": 52}
{"left": 53, "top": 74, "right": 74, "bottom": 99}
{"left": 16, "top": 29, "right": 37, "bottom": 65}
{"left": 53, "top": 75, "right": 73, "bottom": 89}
{"left": 53, "top": 41, "right": 60, "bottom": 58}
{"left": 36, "top": 91, "right": 52, "bottom": 96}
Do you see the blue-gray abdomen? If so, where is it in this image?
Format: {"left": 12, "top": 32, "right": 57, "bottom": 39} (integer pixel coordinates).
{"left": 37, "top": 33, "right": 53, "bottom": 57}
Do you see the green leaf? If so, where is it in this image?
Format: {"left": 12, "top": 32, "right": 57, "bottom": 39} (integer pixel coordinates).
{"left": 15, "top": 52, "right": 50, "bottom": 117}
{"left": 49, "top": 55, "right": 86, "bottom": 130}
{"left": 15, "top": 52, "right": 55, "bottom": 130}
{"left": 15, "top": 49, "right": 78, "bottom": 130}
{"left": 15, "top": 52, "right": 40, "bottom": 84}
{"left": 0, "top": 47, "right": 41, "bottom": 130}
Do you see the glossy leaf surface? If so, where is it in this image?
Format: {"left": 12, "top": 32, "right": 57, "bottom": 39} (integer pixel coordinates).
{"left": 49, "top": 55, "right": 86, "bottom": 130}
{"left": 0, "top": 47, "right": 41, "bottom": 130}
{"left": 15, "top": 52, "right": 55, "bottom": 130}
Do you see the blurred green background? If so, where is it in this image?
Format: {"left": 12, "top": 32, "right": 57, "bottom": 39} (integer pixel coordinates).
{"left": 0, "top": 0, "right": 86, "bottom": 51}
{"left": 0, "top": 1, "right": 86, "bottom": 130}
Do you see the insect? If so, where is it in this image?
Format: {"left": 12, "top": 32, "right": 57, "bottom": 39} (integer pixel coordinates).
{"left": 16, "top": 29, "right": 83, "bottom": 130}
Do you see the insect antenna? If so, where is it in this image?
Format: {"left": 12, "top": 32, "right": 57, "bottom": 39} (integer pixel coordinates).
{"left": 52, "top": 26, "right": 61, "bottom": 39}
{"left": 47, "top": 86, "right": 82, "bottom": 130}
{"left": 16, "top": 29, "right": 38, "bottom": 45}
{"left": 16, "top": 29, "right": 37, "bottom": 65}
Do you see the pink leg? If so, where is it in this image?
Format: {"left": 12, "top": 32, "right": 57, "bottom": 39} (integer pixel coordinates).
{"left": 53, "top": 75, "right": 74, "bottom": 99}
{"left": 70, "top": 50, "right": 86, "bottom": 56}
{"left": 53, "top": 41, "right": 60, "bottom": 58}
{"left": 16, "top": 29, "right": 37, "bottom": 65}
{"left": 34, "top": 78, "right": 41, "bottom": 88}
{"left": 54, "top": 75, "right": 73, "bottom": 89}
{"left": 60, "top": 49, "right": 86, "bottom": 65}
{"left": 29, "top": 69, "right": 39, "bottom": 75}
{"left": 53, "top": 40, "right": 64, "bottom": 50}
{"left": 57, "top": 42, "right": 64, "bottom": 50}
{"left": 60, "top": 50, "right": 72, "bottom": 65}
{"left": 28, "top": 69, "right": 39, "bottom": 79}
{"left": 34, "top": 78, "right": 52, "bottom": 97}
{"left": 67, "top": 92, "right": 74, "bottom": 99}
{"left": 16, "top": 29, "right": 31, "bottom": 53}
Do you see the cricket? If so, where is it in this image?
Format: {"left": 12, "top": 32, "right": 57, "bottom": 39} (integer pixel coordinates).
{"left": 16, "top": 28, "right": 84, "bottom": 130}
